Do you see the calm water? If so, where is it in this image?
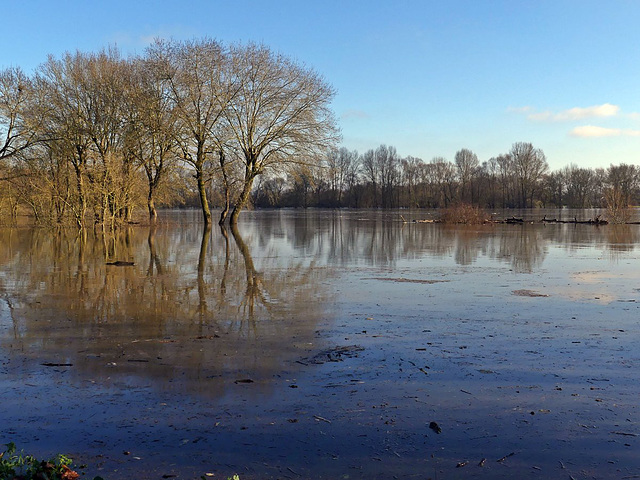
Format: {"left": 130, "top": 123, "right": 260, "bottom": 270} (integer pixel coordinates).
{"left": 1, "top": 209, "right": 639, "bottom": 479}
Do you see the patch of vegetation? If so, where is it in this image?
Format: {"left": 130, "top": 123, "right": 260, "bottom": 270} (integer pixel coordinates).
{"left": 440, "top": 203, "right": 489, "bottom": 224}
{"left": 604, "top": 187, "right": 631, "bottom": 224}
{"left": 0, "top": 442, "right": 101, "bottom": 480}
{"left": 0, "top": 443, "right": 241, "bottom": 480}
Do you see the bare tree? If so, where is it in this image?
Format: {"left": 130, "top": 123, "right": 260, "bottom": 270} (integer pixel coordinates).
{"left": 80, "top": 49, "right": 133, "bottom": 227}
{"left": 564, "top": 164, "right": 595, "bottom": 208}
{"left": 376, "top": 145, "right": 400, "bottom": 208}
{"left": 0, "top": 67, "right": 39, "bottom": 165}
{"left": 361, "top": 148, "right": 378, "bottom": 206}
{"left": 454, "top": 148, "right": 479, "bottom": 203}
{"left": 604, "top": 163, "right": 639, "bottom": 222}
{"left": 36, "top": 53, "right": 95, "bottom": 227}
{"left": 606, "top": 163, "right": 638, "bottom": 203}
{"left": 400, "top": 155, "right": 424, "bottom": 207}
{"left": 0, "top": 67, "right": 41, "bottom": 219}
{"left": 509, "top": 142, "right": 548, "bottom": 208}
{"left": 324, "top": 147, "right": 358, "bottom": 206}
{"left": 476, "top": 158, "right": 500, "bottom": 208}
{"left": 543, "top": 169, "right": 566, "bottom": 207}
{"left": 224, "top": 43, "right": 338, "bottom": 224}
{"left": 430, "top": 157, "right": 457, "bottom": 207}
{"left": 150, "top": 38, "right": 234, "bottom": 226}
{"left": 127, "top": 55, "right": 179, "bottom": 223}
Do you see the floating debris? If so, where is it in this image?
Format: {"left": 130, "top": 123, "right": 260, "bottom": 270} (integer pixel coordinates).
{"left": 366, "top": 277, "right": 450, "bottom": 284}
{"left": 513, "top": 289, "right": 550, "bottom": 297}
{"left": 301, "top": 345, "right": 364, "bottom": 365}
{"left": 429, "top": 421, "right": 442, "bottom": 434}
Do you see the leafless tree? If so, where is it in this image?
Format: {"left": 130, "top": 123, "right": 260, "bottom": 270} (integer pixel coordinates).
{"left": 0, "top": 67, "right": 39, "bottom": 165}
{"left": 224, "top": 43, "right": 338, "bottom": 224}
{"left": 542, "top": 169, "right": 566, "bottom": 207}
{"left": 400, "top": 155, "right": 424, "bottom": 207}
{"left": 361, "top": 148, "right": 378, "bottom": 206}
{"left": 509, "top": 142, "right": 548, "bottom": 208}
{"left": 36, "top": 53, "right": 95, "bottom": 227}
{"left": 563, "top": 164, "right": 595, "bottom": 208}
{"left": 0, "top": 67, "right": 40, "bottom": 219}
{"left": 430, "top": 156, "right": 457, "bottom": 207}
{"left": 126, "top": 55, "right": 180, "bottom": 223}
{"left": 604, "top": 163, "right": 639, "bottom": 222}
{"left": 149, "top": 38, "right": 235, "bottom": 226}
{"left": 376, "top": 145, "right": 400, "bottom": 208}
{"left": 324, "top": 147, "right": 359, "bottom": 206}
{"left": 454, "top": 148, "right": 479, "bottom": 203}
{"left": 606, "top": 163, "right": 638, "bottom": 203}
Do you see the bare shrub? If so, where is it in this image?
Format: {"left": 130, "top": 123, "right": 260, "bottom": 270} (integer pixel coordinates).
{"left": 440, "top": 203, "right": 488, "bottom": 224}
{"left": 604, "top": 187, "right": 631, "bottom": 224}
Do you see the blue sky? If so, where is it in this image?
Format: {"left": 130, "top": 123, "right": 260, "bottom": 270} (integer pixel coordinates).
{"left": 3, "top": 0, "right": 640, "bottom": 170}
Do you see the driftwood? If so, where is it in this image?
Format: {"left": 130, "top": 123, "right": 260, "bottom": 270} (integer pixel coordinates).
{"left": 542, "top": 215, "right": 608, "bottom": 225}
{"left": 403, "top": 214, "right": 611, "bottom": 226}
{"left": 400, "top": 215, "right": 438, "bottom": 224}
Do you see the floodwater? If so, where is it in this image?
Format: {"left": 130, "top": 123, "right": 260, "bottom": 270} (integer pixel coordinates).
{"left": 1, "top": 209, "right": 639, "bottom": 480}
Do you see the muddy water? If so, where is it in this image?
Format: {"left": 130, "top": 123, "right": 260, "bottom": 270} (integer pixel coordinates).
{"left": 1, "top": 209, "right": 639, "bottom": 479}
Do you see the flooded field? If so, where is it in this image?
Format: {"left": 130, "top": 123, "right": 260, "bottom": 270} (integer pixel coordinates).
{"left": 1, "top": 209, "right": 639, "bottom": 479}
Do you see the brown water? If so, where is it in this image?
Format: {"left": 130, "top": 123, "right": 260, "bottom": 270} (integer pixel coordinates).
{"left": 1, "top": 209, "right": 639, "bottom": 479}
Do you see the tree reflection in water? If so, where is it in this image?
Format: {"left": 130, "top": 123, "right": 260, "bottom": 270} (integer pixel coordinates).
{"left": 0, "top": 224, "right": 332, "bottom": 397}
{"left": 1, "top": 211, "right": 638, "bottom": 395}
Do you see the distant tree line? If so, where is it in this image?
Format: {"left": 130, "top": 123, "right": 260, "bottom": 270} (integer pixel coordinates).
{"left": 0, "top": 38, "right": 337, "bottom": 228}
{"left": 250, "top": 143, "right": 640, "bottom": 215}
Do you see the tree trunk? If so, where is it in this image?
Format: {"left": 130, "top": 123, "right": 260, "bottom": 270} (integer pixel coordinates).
{"left": 74, "top": 165, "right": 87, "bottom": 229}
{"left": 218, "top": 150, "right": 230, "bottom": 225}
{"left": 197, "top": 224, "right": 211, "bottom": 319}
{"left": 148, "top": 185, "right": 158, "bottom": 224}
{"left": 230, "top": 175, "right": 255, "bottom": 226}
{"left": 196, "top": 165, "right": 212, "bottom": 226}
{"left": 219, "top": 224, "right": 230, "bottom": 296}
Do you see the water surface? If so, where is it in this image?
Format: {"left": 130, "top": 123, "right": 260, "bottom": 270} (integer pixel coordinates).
{"left": 1, "top": 209, "right": 639, "bottom": 479}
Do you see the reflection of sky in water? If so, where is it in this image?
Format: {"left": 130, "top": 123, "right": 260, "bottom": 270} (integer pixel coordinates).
{"left": 0, "top": 297, "right": 10, "bottom": 329}
{"left": 544, "top": 244, "right": 640, "bottom": 304}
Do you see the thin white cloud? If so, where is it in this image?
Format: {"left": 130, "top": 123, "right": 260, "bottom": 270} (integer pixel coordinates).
{"left": 529, "top": 103, "right": 620, "bottom": 122}
{"left": 570, "top": 125, "right": 640, "bottom": 137}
